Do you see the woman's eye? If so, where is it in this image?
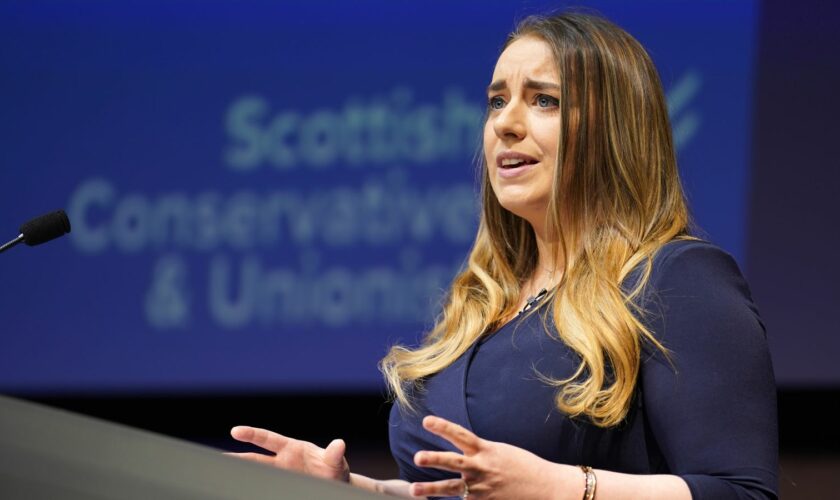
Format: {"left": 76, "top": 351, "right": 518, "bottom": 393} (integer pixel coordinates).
{"left": 536, "top": 94, "right": 559, "bottom": 108}
{"left": 487, "top": 96, "right": 505, "bottom": 110}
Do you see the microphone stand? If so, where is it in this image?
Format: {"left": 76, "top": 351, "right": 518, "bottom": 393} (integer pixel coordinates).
{"left": 0, "top": 234, "right": 24, "bottom": 254}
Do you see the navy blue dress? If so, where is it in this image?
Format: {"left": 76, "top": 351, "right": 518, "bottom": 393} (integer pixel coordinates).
{"left": 388, "top": 240, "right": 778, "bottom": 499}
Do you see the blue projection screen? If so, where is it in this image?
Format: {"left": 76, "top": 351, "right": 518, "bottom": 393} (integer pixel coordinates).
{"left": 0, "top": 0, "right": 757, "bottom": 393}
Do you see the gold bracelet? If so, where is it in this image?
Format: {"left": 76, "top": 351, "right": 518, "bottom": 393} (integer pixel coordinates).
{"left": 579, "top": 465, "right": 597, "bottom": 500}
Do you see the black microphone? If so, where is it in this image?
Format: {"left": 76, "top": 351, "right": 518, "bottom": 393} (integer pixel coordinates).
{"left": 0, "top": 210, "right": 72, "bottom": 254}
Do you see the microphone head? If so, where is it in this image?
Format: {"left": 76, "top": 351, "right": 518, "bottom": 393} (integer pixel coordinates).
{"left": 19, "top": 210, "right": 72, "bottom": 246}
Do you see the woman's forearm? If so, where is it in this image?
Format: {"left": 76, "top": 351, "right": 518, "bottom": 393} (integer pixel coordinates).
{"left": 350, "top": 473, "right": 418, "bottom": 498}
{"left": 550, "top": 463, "right": 691, "bottom": 500}
{"left": 351, "top": 463, "right": 691, "bottom": 500}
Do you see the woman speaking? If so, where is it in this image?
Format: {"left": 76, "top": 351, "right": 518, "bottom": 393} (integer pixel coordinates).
{"left": 229, "top": 12, "right": 778, "bottom": 500}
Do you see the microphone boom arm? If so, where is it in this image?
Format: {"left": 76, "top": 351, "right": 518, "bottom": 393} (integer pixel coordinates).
{"left": 0, "top": 234, "right": 24, "bottom": 254}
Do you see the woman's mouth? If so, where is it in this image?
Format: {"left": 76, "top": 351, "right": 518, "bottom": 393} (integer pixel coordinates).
{"left": 496, "top": 151, "right": 539, "bottom": 178}
{"left": 498, "top": 161, "right": 538, "bottom": 178}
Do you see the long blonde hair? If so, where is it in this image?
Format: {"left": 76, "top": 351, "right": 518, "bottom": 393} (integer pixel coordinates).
{"left": 380, "top": 12, "right": 692, "bottom": 427}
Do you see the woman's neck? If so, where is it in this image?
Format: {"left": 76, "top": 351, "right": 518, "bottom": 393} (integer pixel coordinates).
{"left": 524, "top": 223, "right": 564, "bottom": 299}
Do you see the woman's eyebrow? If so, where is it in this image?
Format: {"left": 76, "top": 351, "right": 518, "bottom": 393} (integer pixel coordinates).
{"left": 486, "top": 78, "right": 561, "bottom": 93}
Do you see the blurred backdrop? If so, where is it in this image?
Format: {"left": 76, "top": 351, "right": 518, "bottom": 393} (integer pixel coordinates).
{"left": 1, "top": 0, "right": 837, "bottom": 497}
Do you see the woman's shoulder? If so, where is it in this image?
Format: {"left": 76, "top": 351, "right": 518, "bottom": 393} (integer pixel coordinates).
{"left": 638, "top": 238, "right": 765, "bottom": 339}
{"left": 622, "top": 238, "right": 761, "bottom": 326}
{"left": 651, "top": 238, "right": 737, "bottom": 268}
{"left": 646, "top": 238, "right": 748, "bottom": 292}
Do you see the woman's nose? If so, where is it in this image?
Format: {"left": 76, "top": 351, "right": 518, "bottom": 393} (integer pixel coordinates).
{"left": 493, "top": 99, "right": 527, "bottom": 140}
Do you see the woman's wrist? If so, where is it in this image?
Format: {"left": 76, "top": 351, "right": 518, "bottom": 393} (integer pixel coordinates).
{"left": 544, "top": 462, "right": 590, "bottom": 500}
{"left": 350, "top": 474, "right": 416, "bottom": 498}
{"left": 579, "top": 466, "right": 597, "bottom": 500}
{"left": 349, "top": 473, "right": 372, "bottom": 490}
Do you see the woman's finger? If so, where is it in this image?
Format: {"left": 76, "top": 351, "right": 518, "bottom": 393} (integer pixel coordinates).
{"left": 422, "top": 416, "right": 482, "bottom": 454}
{"left": 230, "top": 426, "right": 292, "bottom": 453}
{"left": 323, "top": 438, "right": 346, "bottom": 467}
{"left": 410, "top": 478, "right": 466, "bottom": 498}
{"left": 414, "top": 450, "right": 475, "bottom": 474}
{"left": 224, "top": 451, "right": 276, "bottom": 466}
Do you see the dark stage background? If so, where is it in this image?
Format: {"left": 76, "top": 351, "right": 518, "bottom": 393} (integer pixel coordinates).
{"left": 1, "top": 1, "right": 838, "bottom": 498}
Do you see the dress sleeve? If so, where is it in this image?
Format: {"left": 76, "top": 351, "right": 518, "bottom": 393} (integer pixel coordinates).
{"left": 640, "top": 242, "right": 778, "bottom": 499}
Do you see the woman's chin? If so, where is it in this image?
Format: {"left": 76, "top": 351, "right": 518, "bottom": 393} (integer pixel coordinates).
{"left": 497, "top": 197, "right": 548, "bottom": 224}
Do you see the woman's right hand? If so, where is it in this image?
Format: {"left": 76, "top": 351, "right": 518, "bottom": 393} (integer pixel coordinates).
{"left": 228, "top": 426, "right": 351, "bottom": 483}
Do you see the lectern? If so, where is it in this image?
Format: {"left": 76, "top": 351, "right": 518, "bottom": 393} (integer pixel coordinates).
{"left": 0, "top": 395, "right": 386, "bottom": 499}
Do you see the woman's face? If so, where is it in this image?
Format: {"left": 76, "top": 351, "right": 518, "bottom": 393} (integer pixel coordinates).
{"left": 484, "top": 36, "right": 561, "bottom": 227}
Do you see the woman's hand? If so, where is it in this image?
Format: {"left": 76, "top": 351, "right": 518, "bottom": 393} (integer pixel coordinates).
{"left": 410, "top": 415, "right": 572, "bottom": 499}
{"left": 228, "top": 426, "right": 351, "bottom": 483}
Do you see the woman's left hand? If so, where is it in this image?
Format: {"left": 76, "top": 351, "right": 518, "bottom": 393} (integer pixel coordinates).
{"left": 410, "top": 415, "right": 572, "bottom": 499}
